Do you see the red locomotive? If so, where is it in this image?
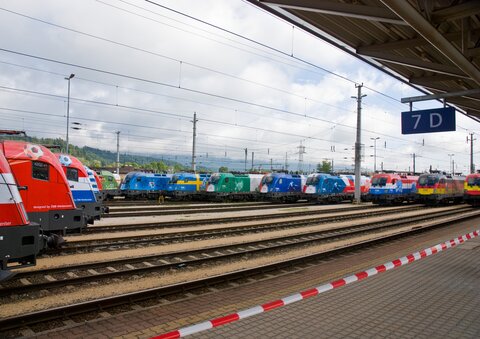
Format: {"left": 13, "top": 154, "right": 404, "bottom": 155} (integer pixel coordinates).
{"left": 0, "top": 149, "right": 39, "bottom": 279}
{"left": 464, "top": 173, "right": 480, "bottom": 206}
{"left": 417, "top": 172, "right": 464, "bottom": 204}
{"left": 1, "top": 141, "right": 86, "bottom": 237}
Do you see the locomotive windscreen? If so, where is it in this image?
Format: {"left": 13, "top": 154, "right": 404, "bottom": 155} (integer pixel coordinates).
{"left": 371, "top": 177, "right": 387, "bottom": 187}
{"left": 66, "top": 168, "right": 79, "bottom": 182}
{"left": 209, "top": 175, "right": 221, "bottom": 184}
{"left": 306, "top": 176, "right": 319, "bottom": 185}
{"left": 32, "top": 161, "right": 49, "bottom": 181}
{"left": 418, "top": 175, "right": 438, "bottom": 186}
{"left": 263, "top": 176, "right": 274, "bottom": 184}
{"left": 467, "top": 177, "right": 480, "bottom": 186}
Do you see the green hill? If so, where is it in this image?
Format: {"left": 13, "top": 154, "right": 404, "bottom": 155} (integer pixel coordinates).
{"left": 0, "top": 135, "right": 209, "bottom": 172}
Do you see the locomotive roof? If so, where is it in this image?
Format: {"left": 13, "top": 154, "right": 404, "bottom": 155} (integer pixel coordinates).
{"left": 372, "top": 173, "right": 418, "bottom": 179}
{"left": 1, "top": 140, "right": 66, "bottom": 178}
{"left": 55, "top": 153, "right": 88, "bottom": 177}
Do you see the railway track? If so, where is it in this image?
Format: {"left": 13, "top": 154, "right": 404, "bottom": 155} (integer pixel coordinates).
{"left": 1, "top": 206, "right": 473, "bottom": 298}
{"left": 1, "top": 206, "right": 478, "bottom": 335}
{"left": 104, "top": 201, "right": 313, "bottom": 217}
{"left": 60, "top": 205, "right": 428, "bottom": 253}
{"left": 87, "top": 204, "right": 380, "bottom": 233}
{"left": 107, "top": 201, "right": 292, "bottom": 212}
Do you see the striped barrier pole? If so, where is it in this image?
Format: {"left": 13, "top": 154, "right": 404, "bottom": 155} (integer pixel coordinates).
{"left": 151, "top": 230, "right": 480, "bottom": 339}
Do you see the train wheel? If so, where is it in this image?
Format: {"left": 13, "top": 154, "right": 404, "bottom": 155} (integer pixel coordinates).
{"left": 46, "top": 233, "right": 65, "bottom": 249}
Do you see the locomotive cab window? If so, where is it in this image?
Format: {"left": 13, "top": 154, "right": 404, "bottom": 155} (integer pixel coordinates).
{"left": 467, "top": 177, "right": 480, "bottom": 186}
{"left": 264, "top": 176, "right": 274, "bottom": 184}
{"left": 66, "top": 168, "right": 79, "bottom": 182}
{"left": 224, "top": 177, "right": 229, "bottom": 183}
{"left": 371, "top": 177, "right": 387, "bottom": 187}
{"left": 209, "top": 175, "right": 220, "bottom": 184}
{"left": 419, "top": 175, "right": 438, "bottom": 186}
{"left": 306, "top": 176, "right": 319, "bottom": 185}
{"left": 32, "top": 161, "right": 49, "bottom": 181}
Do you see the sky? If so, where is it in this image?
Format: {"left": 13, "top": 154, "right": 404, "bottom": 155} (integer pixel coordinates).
{"left": 0, "top": 0, "right": 478, "bottom": 173}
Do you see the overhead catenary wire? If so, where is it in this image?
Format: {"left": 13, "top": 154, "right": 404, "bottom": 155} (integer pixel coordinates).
{"left": 0, "top": 2, "right": 472, "bottom": 171}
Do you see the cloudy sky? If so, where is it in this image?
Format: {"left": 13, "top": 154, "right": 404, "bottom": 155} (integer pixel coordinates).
{"left": 0, "top": 0, "right": 478, "bottom": 173}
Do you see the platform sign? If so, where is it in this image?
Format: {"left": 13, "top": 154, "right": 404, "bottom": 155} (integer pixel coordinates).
{"left": 401, "top": 107, "right": 455, "bottom": 134}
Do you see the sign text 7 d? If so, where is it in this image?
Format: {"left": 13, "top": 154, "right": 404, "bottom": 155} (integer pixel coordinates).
{"left": 401, "top": 107, "right": 455, "bottom": 134}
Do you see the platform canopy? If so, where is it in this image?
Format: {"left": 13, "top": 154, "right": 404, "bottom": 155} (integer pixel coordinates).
{"left": 248, "top": 0, "right": 480, "bottom": 122}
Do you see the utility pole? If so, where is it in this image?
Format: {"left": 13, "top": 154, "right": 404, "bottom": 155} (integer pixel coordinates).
{"left": 191, "top": 112, "right": 198, "bottom": 173}
{"left": 448, "top": 153, "right": 454, "bottom": 175}
{"left": 351, "top": 84, "right": 366, "bottom": 204}
{"left": 285, "top": 152, "right": 288, "bottom": 172}
{"left": 65, "top": 73, "right": 75, "bottom": 154}
{"left": 467, "top": 133, "right": 475, "bottom": 173}
{"left": 244, "top": 148, "right": 248, "bottom": 172}
{"left": 370, "top": 137, "right": 380, "bottom": 173}
{"left": 251, "top": 151, "right": 254, "bottom": 170}
{"left": 116, "top": 131, "right": 120, "bottom": 175}
{"left": 412, "top": 153, "right": 416, "bottom": 174}
{"left": 297, "top": 141, "right": 306, "bottom": 172}
{"left": 270, "top": 158, "right": 273, "bottom": 171}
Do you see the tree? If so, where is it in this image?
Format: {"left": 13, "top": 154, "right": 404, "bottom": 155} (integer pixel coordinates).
{"left": 219, "top": 166, "right": 228, "bottom": 173}
{"left": 317, "top": 161, "right": 331, "bottom": 173}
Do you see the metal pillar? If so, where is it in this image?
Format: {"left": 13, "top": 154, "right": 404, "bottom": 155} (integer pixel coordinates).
{"left": 244, "top": 148, "right": 248, "bottom": 172}
{"left": 371, "top": 137, "right": 379, "bottom": 172}
{"left": 469, "top": 133, "right": 475, "bottom": 173}
{"left": 412, "top": 153, "right": 416, "bottom": 174}
{"left": 352, "top": 84, "right": 366, "bottom": 204}
{"left": 116, "top": 131, "right": 120, "bottom": 175}
{"left": 191, "top": 112, "right": 198, "bottom": 173}
{"left": 448, "top": 153, "right": 454, "bottom": 174}
{"left": 65, "top": 73, "right": 75, "bottom": 154}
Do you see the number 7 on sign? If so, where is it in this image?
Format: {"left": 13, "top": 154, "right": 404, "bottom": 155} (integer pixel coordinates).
{"left": 412, "top": 114, "right": 421, "bottom": 129}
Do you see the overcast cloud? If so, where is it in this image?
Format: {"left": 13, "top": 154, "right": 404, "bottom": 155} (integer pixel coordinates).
{"left": 0, "top": 0, "right": 478, "bottom": 173}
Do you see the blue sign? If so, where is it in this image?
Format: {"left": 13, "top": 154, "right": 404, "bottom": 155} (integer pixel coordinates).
{"left": 402, "top": 107, "right": 455, "bottom": 134}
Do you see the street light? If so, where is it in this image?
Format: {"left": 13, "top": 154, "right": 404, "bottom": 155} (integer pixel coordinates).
{"left": 448, "top": 153, "right": 454, "bottom": 174}
{"left": 65, "top": 73, "right": 75, "bottom": 154}
{"left": 370, "top": 137, "right": 380, "bottom": 173}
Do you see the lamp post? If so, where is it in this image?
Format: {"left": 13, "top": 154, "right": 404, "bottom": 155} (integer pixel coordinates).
{"left": 370, "top": 137, "right": 380, "bottom": 173}
{"left": 448, "top": 153, "right": 454, "bottom": 174}
{"left": 65, "top": 73, "right": 75, "bottom": 154}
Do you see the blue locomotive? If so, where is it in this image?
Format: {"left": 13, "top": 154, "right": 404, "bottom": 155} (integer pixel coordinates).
{"left": 120, "top": 172, "right": 172, "bottom": 199}
{"left": 259, "top": 173, "right": 306, "bottom": 202}
{"left": 304, "top": 173, "right": 351, "bottom": 203}
{"left": 166, "top": 172, "right": 210, "bottom": 200}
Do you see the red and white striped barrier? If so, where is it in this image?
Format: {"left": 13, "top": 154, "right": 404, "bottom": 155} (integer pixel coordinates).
{"left": 151, "top": 230, "right": 480, "bottom": 339}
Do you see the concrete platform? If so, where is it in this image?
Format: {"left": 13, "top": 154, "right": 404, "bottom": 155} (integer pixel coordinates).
{"left": 30, "top": 220, "right": 480, "bottom": 339}
{"left": 191, "top": 230, "right": 480, "bottom": 338}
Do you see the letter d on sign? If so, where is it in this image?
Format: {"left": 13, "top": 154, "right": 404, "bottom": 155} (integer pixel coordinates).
{"left": 430, "top": 113, "right": 443, "bottom": 128}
